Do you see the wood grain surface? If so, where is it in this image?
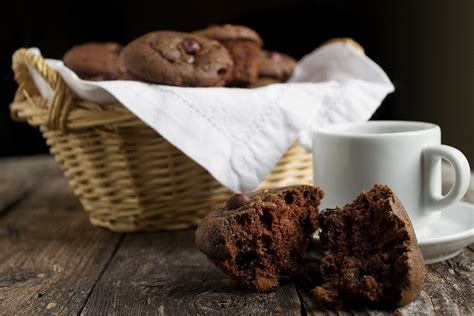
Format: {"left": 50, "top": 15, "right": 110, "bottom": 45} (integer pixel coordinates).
{"left": 0, "top": 156, "right": 472, "bottom": 315}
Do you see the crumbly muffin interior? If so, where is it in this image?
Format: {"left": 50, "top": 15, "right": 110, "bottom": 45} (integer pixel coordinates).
{"left": 222, "top": 187, "right": 322, "bottom": 291}
{"left": 314, "top": 185, "right": 411, "bottom": 306}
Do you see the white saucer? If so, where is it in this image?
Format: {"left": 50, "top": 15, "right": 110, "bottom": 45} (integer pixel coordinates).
{"left": 417, "top": 201, "right": 474, "bottom": 264}
{"left": 313, "top": 201, "right": 474, "bottom": 265}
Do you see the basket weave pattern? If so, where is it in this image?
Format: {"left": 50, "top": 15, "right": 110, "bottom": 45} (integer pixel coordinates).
{"left": 10, "top": 48, "right": 313, "bottom": 232}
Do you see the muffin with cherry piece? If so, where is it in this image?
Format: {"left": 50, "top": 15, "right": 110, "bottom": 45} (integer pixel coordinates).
{"left": 121, "top": 31, "right": 234, "bottom": 87}
{"left": 194, "top": 24, "right": 263, "bottom": 87}
{"left": 195, "top": 185, "right": 324, "bottom": 292}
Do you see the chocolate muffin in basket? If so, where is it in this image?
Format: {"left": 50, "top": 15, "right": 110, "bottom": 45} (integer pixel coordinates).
{"left": 194, "top": 24, "right": 263, "bottom": 86}
{"left": 251, "top": 50, "right": 296, "bottom": 88}
{"left": 195, "top": 185, "right": 324, "bottom": 292}
{"left": 121, "top": 31, "right": 234, "bottom": 87}
{"left": 63, "top": 42, "right": 125, "bottom": 80}
{"left": 314, "top": 184, "right": 425, "bottom": 307}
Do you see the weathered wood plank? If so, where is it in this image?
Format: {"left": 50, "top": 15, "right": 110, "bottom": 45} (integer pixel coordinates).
{"left": 81, "top": 230, "right": 301, "bottom": 315}
{"left": 422, "top": 246, "right": 473, "bottom": 315}
{"left": 0, "top": 159, "right": 123, "bottom": 315}
{"left": 0, "top": 155, "right": 58, "bottom": 213}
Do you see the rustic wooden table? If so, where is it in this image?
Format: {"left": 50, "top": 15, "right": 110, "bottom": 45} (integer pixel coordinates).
{"left": 0, "top": 155, "right": 472, "bottom": 315}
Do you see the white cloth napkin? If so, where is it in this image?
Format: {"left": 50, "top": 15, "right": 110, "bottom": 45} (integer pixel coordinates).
{"left": 28, "top": 43, "right": 394, "bottom": 192}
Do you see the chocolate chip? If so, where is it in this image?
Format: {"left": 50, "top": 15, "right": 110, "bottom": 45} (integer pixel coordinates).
{"left": 217, "top": 67, "right": 228, "bottom": 75}
{"left": 181, "top": 38, "right": 201, "bottom": 54}
{"left": 266, "top": 51, "right": 281, "bottom": 60}
{"left": 225, "top": 193, "right": 250, "bottom": 210}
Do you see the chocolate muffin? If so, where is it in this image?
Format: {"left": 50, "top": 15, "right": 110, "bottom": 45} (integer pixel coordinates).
{"left": 313, "top": 184, "right": 425, "bottom": 307}
{"left": 63, "top": 42, "right": 124, "bottom": 80}
{"left": 195, "top": 185, "right": 324, "bottom": 292}
{"left": 258, "top": 50, "right": 296, "bottom": 82}
{"left": 121, "top": 31, "right": 234, "bottom": 87}
{"left": 194, "top": 24, "right": 263, "bottom": 86}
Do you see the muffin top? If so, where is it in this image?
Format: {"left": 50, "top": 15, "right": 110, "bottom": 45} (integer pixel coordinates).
{"left": 258, "top": 50, "right": 296, "bottom": 81}
{"left": 121, "top": 31, "right": 234, "bottom": 87}
{"left": 63, "top": 42, "right": 124, "bottom": 80}
{"left": 194, "top": 24, "right": 263, "bottom": 46}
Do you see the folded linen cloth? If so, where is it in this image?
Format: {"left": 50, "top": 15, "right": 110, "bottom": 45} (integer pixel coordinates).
{"left": 27, "top": 42, "right": 394, "bottom": 192}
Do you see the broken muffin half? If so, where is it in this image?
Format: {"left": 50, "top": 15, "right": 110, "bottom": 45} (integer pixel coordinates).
{"left": 195, "top": 185, "right": 324, "bottom": 292}
{"left": 313, "top": 184, "right": 425, "bottom": 307}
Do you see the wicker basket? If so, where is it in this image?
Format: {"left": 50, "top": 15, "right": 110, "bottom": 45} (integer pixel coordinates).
{"left": 10, "top": 48, "right": 315, "bottom": 232}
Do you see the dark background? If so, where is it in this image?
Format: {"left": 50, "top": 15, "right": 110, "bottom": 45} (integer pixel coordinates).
{"left": 1, "top": 0, "right": 473, "bottom": 166}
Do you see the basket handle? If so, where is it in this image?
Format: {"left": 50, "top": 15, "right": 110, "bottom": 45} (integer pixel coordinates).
{"left": 11, "top": 48, "right": 75, "bottom": 131}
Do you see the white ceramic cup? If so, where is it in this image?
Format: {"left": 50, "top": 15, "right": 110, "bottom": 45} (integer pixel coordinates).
{"left": 313, "top": 121, "right": 470, "bottom": 232}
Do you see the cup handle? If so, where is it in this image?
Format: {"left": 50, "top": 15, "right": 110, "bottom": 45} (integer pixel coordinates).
{"left": 423, "top": 145, "right": 470, "bottom": 212}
